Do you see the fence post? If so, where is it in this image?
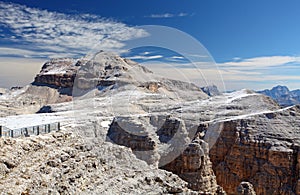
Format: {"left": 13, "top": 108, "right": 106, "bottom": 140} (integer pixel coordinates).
{"left": 48, "top": 124, "right": 51, "bottom": 133}
{"left": 37, "top": 126, "right": 40, "bottom": 135}
{"left": 25, "top": 128, "right": 28, "bottom": 137}
{"left": 0, "top": 126, "right": 2, "bottom": 137}
{"left": 58, "top": 122, "right": 60, "bottom": 131}
{"left": 11, "top": 130, "right": 14, "bottom": 138}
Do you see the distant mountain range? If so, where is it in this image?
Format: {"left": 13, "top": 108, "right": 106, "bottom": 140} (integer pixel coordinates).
{"left": 257, "top": 85, "right": 300, "bottom": 106}
{"left": 200, "top": 85, "right": 221, "bottom": 96}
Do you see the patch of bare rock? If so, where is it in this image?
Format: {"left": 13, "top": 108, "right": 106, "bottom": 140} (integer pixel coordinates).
{"left": 0, "top": 130, "right": 200, "bottom": 194}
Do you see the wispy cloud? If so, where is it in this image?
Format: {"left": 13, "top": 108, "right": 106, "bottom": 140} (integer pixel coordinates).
{"left": 219, "top": 56, "right": 300, "bottom": 69}
{"left": 171, "top": 56, "right": 184, "bottom": 59}
{"left": 141, "top": 55, "right": 300, "bottom": 91}
{"left": 0, "top": 47, "right": 75, "bottom": 58}
{"left": 127, "top": 55, "right": 163, "bottom": 60}
{"left": 0, "top": 1, "right": 148, "bottom": 58}
{"left": 146, "top": 12, "right": 189, "bottom": 18}
{"left": 216, "top": 55, "right": 300, "bottom": 90}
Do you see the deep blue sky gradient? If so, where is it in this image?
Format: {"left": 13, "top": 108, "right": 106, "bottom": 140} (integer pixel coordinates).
{"left": 1, "top": 0, "right": 300, "bottom": 90}
{"left": 2, "top": 0, "right": 300, "bottom": 61}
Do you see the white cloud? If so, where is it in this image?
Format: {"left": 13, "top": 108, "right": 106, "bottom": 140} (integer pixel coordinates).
{"left": 215, "top": 55, "right": 300, "bottom": 90}
{"left": 186, "top": 54, "right": 209, "bottom": 58}
{"left": 219, "top": 56, "right": 300, "bottom": 69}
{"left": 171, "top": 56, "right": 184, "bottom": 59}
{"left": 140, "top": 54, "right": 300, "bottom": 91}
{"left": 141, "top": 62, "right": 225, "bottom": 90}
{"left": 141, "top": 51, "right": 151, "bottom": 55}
{"left": 178, "top": 13, "right": 188, "bottom": 17}
{"left": 128, "top": 55, "right": 163, "bottom": 60}
{"left": 146, "top": 13, "right": 189, "bottom": 18}
{"left": 0, "top": 47, "right": 76, "bottom": 58}
{"left": 0, "top": 1, "right": 148, "bottom": 58}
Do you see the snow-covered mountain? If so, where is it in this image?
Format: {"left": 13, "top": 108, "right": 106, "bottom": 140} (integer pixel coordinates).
{"left": 257, "top": 85, "right": 300, "bottom": 106}
{"left": 200, "top": 85, "right": 221, "bottom": 96}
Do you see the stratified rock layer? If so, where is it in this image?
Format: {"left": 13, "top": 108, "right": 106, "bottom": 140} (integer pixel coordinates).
{"left": 33, "top": 58, "right": 78, "bottom": 88}
{"left": 208, "top": 105, "right": 300, "bottom": 194}
{"left": 162, "top": 137, "right": 225, "bottom": 194}
{"left": 107, "top": 115, "right": 225, "bottom": 194}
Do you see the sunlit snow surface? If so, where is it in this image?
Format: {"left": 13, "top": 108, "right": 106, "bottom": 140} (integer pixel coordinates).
{"left": 0, "top": 89, "right": 277, "bottom": 130}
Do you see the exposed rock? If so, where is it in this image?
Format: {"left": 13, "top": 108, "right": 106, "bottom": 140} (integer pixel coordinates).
{"left": 162, "top": 138, "right": 225, "bottom": 194}
{"left": 107, "top": 115, "right": 225, "bottom": 194}
{"left": 33, "top": 51, "right": 208, "bottom": 101}
{"left": 139, "top": 81, "right": 160, "bottom": 92}
{"left": 201, "top": 85, "right": 221, "bottom": 96}
{"left": 0, "top": 130, "right": 197, "bottom": 194}
{"left": 10, "top": 86, "right": 22, "bottom": 90}
{"left": 33, "top": 58, "right": 78, "bottom": 88}
{"left": 208, "top": 105, "right": 300, "bottom": 194}
{"left": 237, "top": 182, "right": 256, "bottom": 195}
{"left": 36, "top": 105, "right": 53, "bottom": 113}
{"left": 107, "top": 116, "right": 159, "bottom": 165}
{"left": 107, "top": 116, "right": 191, "bottom": 167}
{"left": 291, "top": 89, "right": 300, "bottom": 102}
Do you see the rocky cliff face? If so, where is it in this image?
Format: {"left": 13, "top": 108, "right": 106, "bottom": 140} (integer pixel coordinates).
{"left": 162, "top": 137, "right": 225, "bottom": 194}
{"left": 208, "top": 105, "right": 300, "bottom": 194}
{"left": 33, "top": 58, "right": 78, "bottom": 88}
{"left": 32, "top": 52, "right": 153, "bottom": 90}
{"left": 237, "top": 182, "right": 256, "bottom": 195}
{"left": 106, "top": 115, "right": 225, "bottom": 194}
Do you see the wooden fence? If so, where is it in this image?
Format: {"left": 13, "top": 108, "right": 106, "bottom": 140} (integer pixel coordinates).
{"left": 0, "top": 122, "right": 60, "bottom": 138}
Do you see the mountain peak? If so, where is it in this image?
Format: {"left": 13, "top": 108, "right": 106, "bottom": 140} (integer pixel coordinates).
{"left": 271, "top": 85, "right": 290, "bottom": 93}
{"left": 32, "top": 51, "right": 208, "bottom": 101}
{"left": 257, "top": 85, "right": 300, "bottom": 106}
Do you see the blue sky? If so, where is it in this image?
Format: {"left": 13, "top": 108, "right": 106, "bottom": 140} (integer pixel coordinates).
{"left": 0, "top": 0, "right": 300, "bottom": 90}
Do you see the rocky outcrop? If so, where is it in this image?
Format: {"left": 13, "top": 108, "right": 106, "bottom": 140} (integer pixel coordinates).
{"left": 33, "top": 58, "right": 78, "bottom": 88}
{"left": 237, "top": 182, "right": 256, "bottom": 195}
{"left": 0, "top": 129, "right": 198, "bottom": 194}
{"left": 139, "top": 81, "right": 160, "bottom": 92}
{"left": 107, "top": 115, "right": 224, "bottom": 194}
{"left": 208, "top": 105, "right": 300, "bottom": 194}
{"left": 201, "top": 85, "right": 221, "bottom": 96}
{"left": 107, "top": 116, "right": 190, "bottom": 166}
{"left": 107, "top": 116, "right": 159, "bottom": 165}
{"left": 162, "top": 137, "right": 225, "bottom": 194}
{"left": 0, "top": 51, "right": 209, "bottom": 117}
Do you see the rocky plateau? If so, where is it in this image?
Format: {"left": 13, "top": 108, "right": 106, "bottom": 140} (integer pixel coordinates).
{"left": 0, "top": 51, "right": 300, "bottom": 194}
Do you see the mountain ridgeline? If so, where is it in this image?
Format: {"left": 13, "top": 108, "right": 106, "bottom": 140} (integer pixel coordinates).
{"left": 257, "top": 85, "right": 300, "bottom": 107}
